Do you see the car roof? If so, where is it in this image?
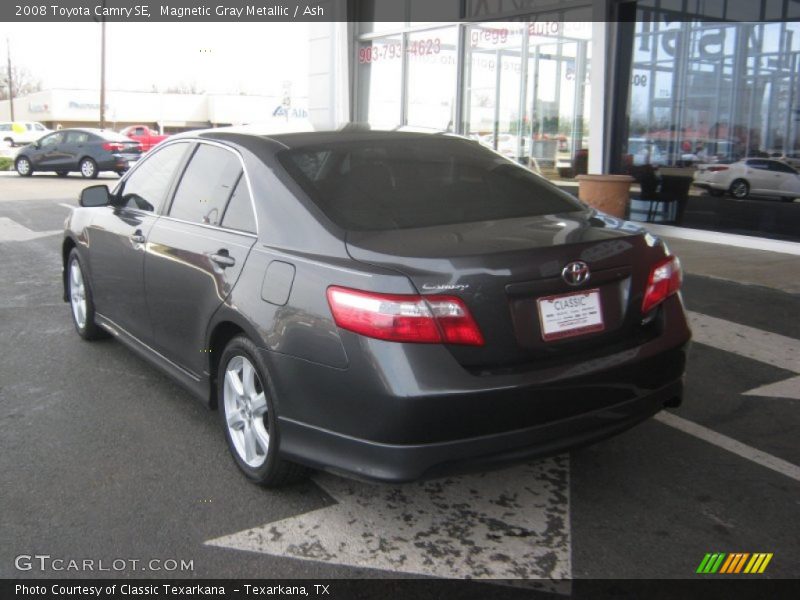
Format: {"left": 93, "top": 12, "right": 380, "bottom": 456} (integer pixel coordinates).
{"left": 54, "top": 128, "right": 133, "bottom": 139}
{"left": 179, "top": 128, "right": 464, "bottom": 151}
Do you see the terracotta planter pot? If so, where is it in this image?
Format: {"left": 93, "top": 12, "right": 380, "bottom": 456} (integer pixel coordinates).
{"left": 576, "top": 174, "right": 634, "bottom": 218}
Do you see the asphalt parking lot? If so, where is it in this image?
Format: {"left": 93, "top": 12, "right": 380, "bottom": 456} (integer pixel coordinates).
{"left": 0, "top": 172, "right": 798, "bottom": 590}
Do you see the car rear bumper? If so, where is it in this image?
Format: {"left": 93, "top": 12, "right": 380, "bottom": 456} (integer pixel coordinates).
{"left": 263, "top": 296, "right": 691, "bottom": 482}
{"left": 692, "top": 180, "right": 724, "bottom": 191}
{"left": 277, "top": 377, "right": 683, "bottom": 482}
{"left": 97, "top": 155, "right": 139, "bottom": 171}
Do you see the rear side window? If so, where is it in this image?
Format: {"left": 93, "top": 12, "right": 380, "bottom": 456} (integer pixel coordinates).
{"left": 746, "top": 159, "right": 769, "bottom": 169}
{"left": 65, "top": 131, "right": 89, "bottom": 144}
{"left": 169, "top": 144, "right": 241, "bottom": 227}
{"left": 278, "top": 137, "right": 583, "bottom": 231}
{"left": 120, "top": 142, "right": 189, "bottom": 212}
{"left": 221, "top": 175, "right": 256, "bottom": 233}
{"left": 768, "top": 160, "right": 797, "bottom": 174}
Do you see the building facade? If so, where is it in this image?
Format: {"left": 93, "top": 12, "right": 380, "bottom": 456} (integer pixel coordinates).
{"left": 306, "top": 0, "right": 800, "bottom": 184}
{"left": 0, "top": 88, "right": 311, "bottom": 133}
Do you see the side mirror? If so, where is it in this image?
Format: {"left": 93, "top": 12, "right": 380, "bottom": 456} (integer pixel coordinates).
{"left": 80, "top": 185, "right": 111, "bottom": 207}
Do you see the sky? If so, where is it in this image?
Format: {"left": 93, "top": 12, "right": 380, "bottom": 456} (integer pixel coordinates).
{"left": 0, "top": 22, "right": 311, "bottom": 98}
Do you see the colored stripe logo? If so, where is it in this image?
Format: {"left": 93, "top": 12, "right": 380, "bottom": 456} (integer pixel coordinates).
{"left": 696, "top": 553, "right": 773, "bottom": 574}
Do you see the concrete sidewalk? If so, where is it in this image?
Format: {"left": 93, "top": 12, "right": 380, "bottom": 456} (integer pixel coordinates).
{"left": 646, "top": 224, "right": 800, "bottom": 294}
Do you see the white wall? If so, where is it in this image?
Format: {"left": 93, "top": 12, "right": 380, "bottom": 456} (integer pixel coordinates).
{"left": 307, "top": 0, "right": 350, "bottom": 130}
{"left": 0, "top": 88, "right": 313, "bottom": 129}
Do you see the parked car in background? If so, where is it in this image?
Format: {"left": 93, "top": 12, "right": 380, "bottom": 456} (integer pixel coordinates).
{"left": 693, "top": 158, "right": 800, "bottom": 201}
{"left": 775, "top": 151, "right": 800, "bottom": 170}
{"left": 15, "top": 128, "right": 142, "bottom": 178}
{"left": 62, "top": 129, "right": 690, "bottom": 486}
{"left": 0, "top": 121, "right": 51, "bottom": 147}
{"left": 120, "top": 125, "right": 169, "bottom": 152}
{"left": 628, "top": 137, "right": 665, "bottom": 166}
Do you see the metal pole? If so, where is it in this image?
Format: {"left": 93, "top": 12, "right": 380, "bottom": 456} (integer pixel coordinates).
{"left": 100, "top": 18, "right": 106, "bottom": 129}
{"left": 6, "top": 37, "right": 15, "bottom": 121}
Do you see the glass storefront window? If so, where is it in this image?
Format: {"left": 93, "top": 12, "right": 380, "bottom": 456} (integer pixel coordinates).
{"left": 406, "top": 27, "right": 458, "bottom": 130}
{"left": 626, "top": 15, "right": 800, "bottom": 169}
{"left": 355, "top": 12, "right": 593, "bottom": 182}
{"left": 357, "top": 34, "right": 403, "bottom": 128}
{"left": 463, "top": 21, "right": 591, "bottom": 179}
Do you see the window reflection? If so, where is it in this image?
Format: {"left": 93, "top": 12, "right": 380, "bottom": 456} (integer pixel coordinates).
{"left": 626, "top": 17, "right": 800, "bottom": 170}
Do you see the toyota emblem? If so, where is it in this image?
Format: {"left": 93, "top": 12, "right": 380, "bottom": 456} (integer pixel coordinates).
{"left": 562, "top": 261, "right": 590, "bottom": 286}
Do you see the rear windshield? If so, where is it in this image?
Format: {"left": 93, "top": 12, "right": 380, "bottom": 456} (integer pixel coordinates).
{"left": 278, "top": 137, "right": 583, "bottom": 231}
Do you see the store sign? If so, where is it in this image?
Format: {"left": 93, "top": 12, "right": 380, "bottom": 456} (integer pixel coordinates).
{"left": 68, "top": 100, "right": 110, "bottom": 111}
{"left": 465, "top": 0, "right": 564, "bottom": 20}
{"left": 272, "top": 106, "right": 308, "bottom": 119}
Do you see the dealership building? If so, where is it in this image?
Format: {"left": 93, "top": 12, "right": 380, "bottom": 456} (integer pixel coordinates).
{"left": 300, "top": 0, "right": 800, "bottom": 186}
{"left": 0, "top": 88, "right": 311, "bottom": 132}
{"left": 2, "top": 0, "right": 799, "bottom": 228}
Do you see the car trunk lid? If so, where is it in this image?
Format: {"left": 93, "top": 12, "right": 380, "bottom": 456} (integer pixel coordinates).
{"left": 345, "top": 210, "right": 668, "bottom": 371}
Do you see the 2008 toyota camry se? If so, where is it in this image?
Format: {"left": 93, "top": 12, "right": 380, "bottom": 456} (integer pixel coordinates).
{"left": 62, "top": 129, "right": 691, "bottom": 486}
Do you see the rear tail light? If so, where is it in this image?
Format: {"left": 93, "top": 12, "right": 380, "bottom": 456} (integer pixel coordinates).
{"left": 326, "top": 286, "right": 484, "bottom": 346}
{"left": 707, "top": 165, "right": 729, "bottom": 172}
{"left": 642, "top": 255, "right": 682, "bottom": 314}
{"left": 102, "top": 142, "right": 124, "bottom": 152}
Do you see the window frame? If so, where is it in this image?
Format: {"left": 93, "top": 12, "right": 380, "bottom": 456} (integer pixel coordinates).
{"left": 219, "top": 172, "right": 258, "bottom": 234}
{"left": 160, "top": 140, "right": 259, "bottom": 237}
{"left": 113, "top": 140, "right": 194, "bottom": 215}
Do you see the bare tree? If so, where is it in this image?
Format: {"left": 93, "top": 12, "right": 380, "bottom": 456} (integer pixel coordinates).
{"left": 0, "top": 65, "right": 42, "bottom": 100}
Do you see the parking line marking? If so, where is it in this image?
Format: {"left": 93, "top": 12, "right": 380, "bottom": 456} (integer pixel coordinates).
{"left": 645, "top": 224, "right": 800, "bottom": 256}
{"left": 206, "top": 456, "right": 572, "bottom": 588}
{"left": 655, "top": 412, "right": 800, "bottom": 483}
{"left": 742, "top": 375, "right": 800, "bottom": 400}
{"left": 0, "top": 217, "right": 61, "bottom": 242}
{"left": 58, "top": 203, "right": 75, "bottom": 210}
{"left": 687, "top": 311, "right": 800, "bottom": 374}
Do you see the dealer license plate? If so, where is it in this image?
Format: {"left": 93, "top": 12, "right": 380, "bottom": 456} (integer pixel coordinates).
{"left": 537, "top": 289, "right": 605, "bottom": 342}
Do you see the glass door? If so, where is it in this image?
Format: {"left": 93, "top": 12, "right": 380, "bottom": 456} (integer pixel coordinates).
{"left": 463, "top": 21, "right": 591, "bottom": 181}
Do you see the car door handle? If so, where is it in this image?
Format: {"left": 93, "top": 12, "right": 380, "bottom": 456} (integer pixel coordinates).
{"left": 211, "top": 252, "right": 236, "bottom": 268}
{"left": 130, "top": 232, "right": 146, "bottom": 244}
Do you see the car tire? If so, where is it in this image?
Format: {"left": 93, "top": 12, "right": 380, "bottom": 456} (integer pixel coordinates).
{"left": 729, "top": 179, "right": 749, "bottom": 199}
{"left": 79, "top": 158, "right": 98, "bottom": 179}
{"left": 115, "top": 170, "right": 127, "bottom": 177}
{"left": 67, "top": 249, "right": 106, "bottom": 341}
{"left": 56, "top": 171, "right": 69, "bottom": 177}
{"left": 3, "top": 137, "right": 14, "bottom": 147}
{"left": 218, "top": 335, "right": 307, "bottom": 487}
{"left": 15, "top": 156, "right": 33, "bottom": 177}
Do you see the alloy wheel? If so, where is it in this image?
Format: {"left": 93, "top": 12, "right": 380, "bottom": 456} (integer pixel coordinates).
{"left": 731, "top": 180, "right": 748, "bottom": 198}
{"left": 223, "top": 355, "right": 269, "bottom": 468}
{"left": 80, "top": 160, "right": 96, "bottom": 178}
{"left": 69, "top": 259, "right": 87, "bottom": 330}
{"left": 16, "top": 158, "right": 30, "bottom": 175}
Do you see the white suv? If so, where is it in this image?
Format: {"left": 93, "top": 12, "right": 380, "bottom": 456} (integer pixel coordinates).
{"left": 0, "top": 121, "right": 51, "bottom": 147}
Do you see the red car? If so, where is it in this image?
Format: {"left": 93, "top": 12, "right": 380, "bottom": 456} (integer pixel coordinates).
{"left": 120, "top": 125, "right": 169, "bottom": 152}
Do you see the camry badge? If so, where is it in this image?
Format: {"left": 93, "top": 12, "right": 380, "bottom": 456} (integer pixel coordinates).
{"left": 561, "top": 261, "right": 590, "bottom": 286}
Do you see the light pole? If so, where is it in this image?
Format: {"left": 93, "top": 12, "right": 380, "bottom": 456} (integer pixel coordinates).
{"left": 6, "top": 36, "right": 14, "bottom": 121}
{"left": 99, "top": 13, "right": 106, "bottom": 129}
